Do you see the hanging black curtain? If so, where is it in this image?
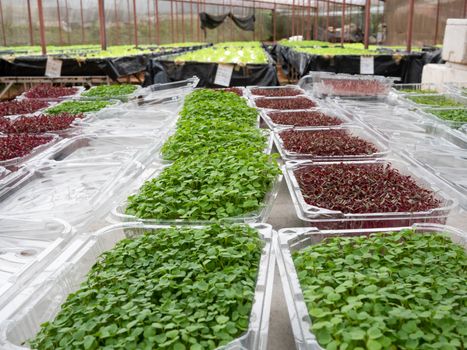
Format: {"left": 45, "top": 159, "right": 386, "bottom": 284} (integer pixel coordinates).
{"left": 200, "top": 12, "right": 255, "bottom": 34}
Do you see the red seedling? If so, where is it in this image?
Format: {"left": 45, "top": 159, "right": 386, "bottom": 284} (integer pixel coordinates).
{"left": 267, "top": 110, "right": 342, "bottom": 127}
{"left": 0, "top": 100, "right": 49, "bottom": 117}
{"left": 0, "top": 134, "right": 53, "bottom": 161}
{"left": 279, "top": 129, "right": 378, "bottom": 156}
{"left": 0, "top": 113, "right": 84, "bottom": 134}
{"left": 24, "top": 84, "right": 79, "bottom": 99}
{"left": 255, "top": 97, "right": 317, "bottom": 110}
{"left": 322, "top": 79, "right": 389, "bottom": 96}
{"left": 251, "top": 87, "right": 302, "bottom": 97}
{"left": 295, "top": 163, "right": 441, "bottom": 213}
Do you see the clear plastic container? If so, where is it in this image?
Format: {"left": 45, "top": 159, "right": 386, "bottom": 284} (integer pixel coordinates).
{"left": 0, "top": 133, "right": 60, "bottom": 170}
{"left": 0, "top": 159, "right": 145, "bottom": 229}
{"left": 15, "top": 86, "right": 86, "bottom": 101}
{"left": 401, "top": 93, "right": 467, "bottom": 109}
{"left": 0, "top": 222, "right": 275, "bottom": 350}
{"left": 391, "top": 83, "right": 445, "bottom": 95}
{"left": 283, "top": 157, "right": 457, "bottom": 229}
{"left": 252, "top": 95, "right": 319, "bottom": 110}
{"left": 44, "top": 134, "right": 164, "bottom": 164}
{"left": 275, "top": 223, "right": 467, "bottom": 350}
{"left": 416, "top": 106, "right": 467, "bottom": 130}
{"left": 0, "top": 166, "right": 9, "bottom": 180}
{"left": 80, "top": 85, "right": 143, "bottom": 102}
{"left": 260, "top": 107, "right": 353, "bottom": 130}
{"left": 311, "top": 73, "right": 393, "bottom": 98}
{"left": 111, "top": 173, "right": 283, "bottom": 226}
{"left": 274, "top": 125, "right": 389, "bottom": 161}
{"left": 0, "top": 217, "right": 73, "bottom": 311}
{"left": 76, "top": 106, "right": 177, "bottom": 136}
{"left": 247, "top": 85, "right": 305, "bottom": 98}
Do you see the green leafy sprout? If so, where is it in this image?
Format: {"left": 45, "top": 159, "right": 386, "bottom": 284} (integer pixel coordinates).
{"left": 29, "top": 224, "right": 263, "bottom": 350}
{"left": 293, "top": 229, "right": 467, "bottom": 350}
{"left": 82, "top": 84, "right": 138, "bottom": 99}
{"left": 45, "top": 100, "right": 113, "bottom": 115}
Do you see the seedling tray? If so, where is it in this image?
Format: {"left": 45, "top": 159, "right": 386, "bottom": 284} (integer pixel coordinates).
{"left": 283, "top": 157, "right": 457, "bottom": 229}
{"left": 16, "top": 86, "right": 86, "bottom": 101}
{"left": 0, "top": 223, "right": 275, "bottom": 350}
{"left": 273, "top": 125, "right": 389, "bottom": 161}
{"left": 252, "top": 95, "right": 319, "bottom": 110}
{"left": 416, "top": 107, "right": 467, "bottom": 130}
{"left": 260, "top": 108, "right": 352, "bottom": 130}
{"left": 275, "top": 223, "right": 467, "bottom": 350}
{"left": 111, "top": 173, "right": 283, "bottom": 225}
{"left": 0, "top": 217, "right": 73, "bottom": 311}
{"left": 247, "top": 85, "right": 305, "bottom": 98}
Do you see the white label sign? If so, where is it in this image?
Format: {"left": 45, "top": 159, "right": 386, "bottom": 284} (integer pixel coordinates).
{"left": 214, "top": 64, "right": 234, "bottom": 87}
{"left": 45, "top": 57, "right": 62, "bottom": 78}
{"left": 360, "top": 56, "right": 374, "bottom": 75}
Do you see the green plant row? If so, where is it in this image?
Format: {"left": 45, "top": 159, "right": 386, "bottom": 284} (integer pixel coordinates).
{"left": 30, "top": 224, "right": 263, "bottom": 350}
{"left": 407, "top": 95, "right": 464, "bottom": 108}
{"left": 45, "top": 100, "right": 113, "bottom": 115}
{"left": 428, "top": 109, "right": 467, "bottom": 123}
{"left": 82, "top": 84, "right": 138, "bottom": 99}
{"left": 127, "top": 89, "right": 280, "bottom": 221}
{"left": 293, "top": 229, "right": 467, "bottom": 350}
{"left": 174, "top": 44, "right": 268, "bottom": 64}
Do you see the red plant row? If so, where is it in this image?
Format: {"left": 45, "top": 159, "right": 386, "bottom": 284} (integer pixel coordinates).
{"left": 0, "top": 134, "right": 53, "bottom": 161}
{"left": 251, "top": 87, "right": 302, "bottom": 97}
{"left": 255, "top": 97, "right": 317, "bottom": 110}
{"left": 294, "top": 163, "right": 441, "bottom": 214}
{"left": 322, "top": 79, "right": 389, "bottom": 96}
{"left": 0, "top": 99, "right": 49, "bottom": 118}
{"left": 279, "top": 129, "right": 378, "bottom": 156}
{"left": 0, "top": 113, "right": 84, "bottom": 134}
{"left": 267, "top": 110, "right": 343, "bottom": 127}
{"left": 24, "top": 84, "right": 79, "bottom": 99}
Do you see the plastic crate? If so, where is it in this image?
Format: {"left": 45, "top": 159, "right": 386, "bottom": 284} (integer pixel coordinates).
{"left": 0, "top": 222, "right": 275, "bottom": 350}
{"left": 275, "top": 223, "right": 467, "bottom": 350}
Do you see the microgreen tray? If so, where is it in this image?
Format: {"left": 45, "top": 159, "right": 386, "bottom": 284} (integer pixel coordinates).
{"left": 273, "top": 125, "right": 389, "bottom": 161}
{"left": 246, "top": 85, "right": 305, "bottom": 98}
{"left": 252, "top": 95, "right": 320, "bottom": 110}
{"left": 283, "top": 157, "right": 457, "bottom": 229}
{"left": 275, "top": 223, "right": 467, "bottom": 350}
{"left": 111, "top": 173, "right": 283, "bottom": 225}
{"left": 260, "top": 108, "right": 352, "bottom": 130}
{"left": 0, "top": 223, "right": 275, "bottom": 350}
{"left": 16, "top": 86, "right": 86, "bottom": 102}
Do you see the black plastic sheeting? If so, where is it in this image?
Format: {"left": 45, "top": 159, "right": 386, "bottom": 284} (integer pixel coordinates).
{"left": 144, "top": 59, "right": 278, "bottom": 87}
{"left": 200, "top": 12, "right": 255, "bottom": 32}
{"left": 0, "top": 45, "right": 210, "bottom": 80}
{"left": 277, "top": 45, "right": 443, "bottom": 83}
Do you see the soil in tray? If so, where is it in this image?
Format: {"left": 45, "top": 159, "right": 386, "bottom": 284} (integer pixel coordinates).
{"left": 255, "top": 97, "right": 316, "bottom": 109}
{"left": 268, "top": 110, "right": 343, "bottom": 127}
{"left": 0, "top": 113, "right": 84, "bottom": 134}
{"left": 0, "top": 100, "right": 49, "bottom": 118}
{"left": 279, "top": 129, "right": 378, "bottom": 156}
{"left": 251, "top": 87, "right": 302, "bottom": 97}
{"left": 0, "top": 134, "right": 53, "bottom": 161}
{"left": 294, "top": 163, "right": 441, "bottom": 214}
{"left": 322, "top": 79, "right": 388, "bottom": 96}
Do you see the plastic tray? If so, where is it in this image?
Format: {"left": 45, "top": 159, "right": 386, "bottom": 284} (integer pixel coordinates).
{"left": 0, "top": 222, "right": 275, "bottom": 350}
{"left": 283, "top": 157, "right": 457, "bottom": 229}
{"left": 76, "top": 106, "right": 177, "bottom": 136}
{"left": 111, "top": 173, "right": 283, "bottom": 226}
{"left": 247, "top": 85, "right": 305, "bottom": 98}
{"left": 0, "top": 159, "right": 145, "bottom": 229}
{"left": 15, "top": 86, "right": 86, "bottom": 101}
{"left": 260, "top": 107, "right": 353, "bottom": 130}
{"left": 275, "top": 223, "right": 467, "bottom": 350}
{"left": 273, "top": 125, "right": 389, "bottom": 161}
{"left": 80, "top": 85, "right": 143, "bottom": 102}
{"left": 415, "top": 106, "right": 467, "bottom": 130}
{"left": 138, "top": 76, "right": 199, "bottom": 100}
{"left": 44, "top": 134, "right": 164, "bottom": 164}
{"left": 400, "top": 93, "right": 467, "bottom": 109}
{"left": 0, "top": 133, "right": 60, "bottom": 170}
{"left": 0, "top": 217, "right": 73, "bottom": 311}
{"left": 252, "top": 95, "right": 320, "bottom": 111}
{"left": 391, "top": 83, "right": 445, "bottom": 95}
